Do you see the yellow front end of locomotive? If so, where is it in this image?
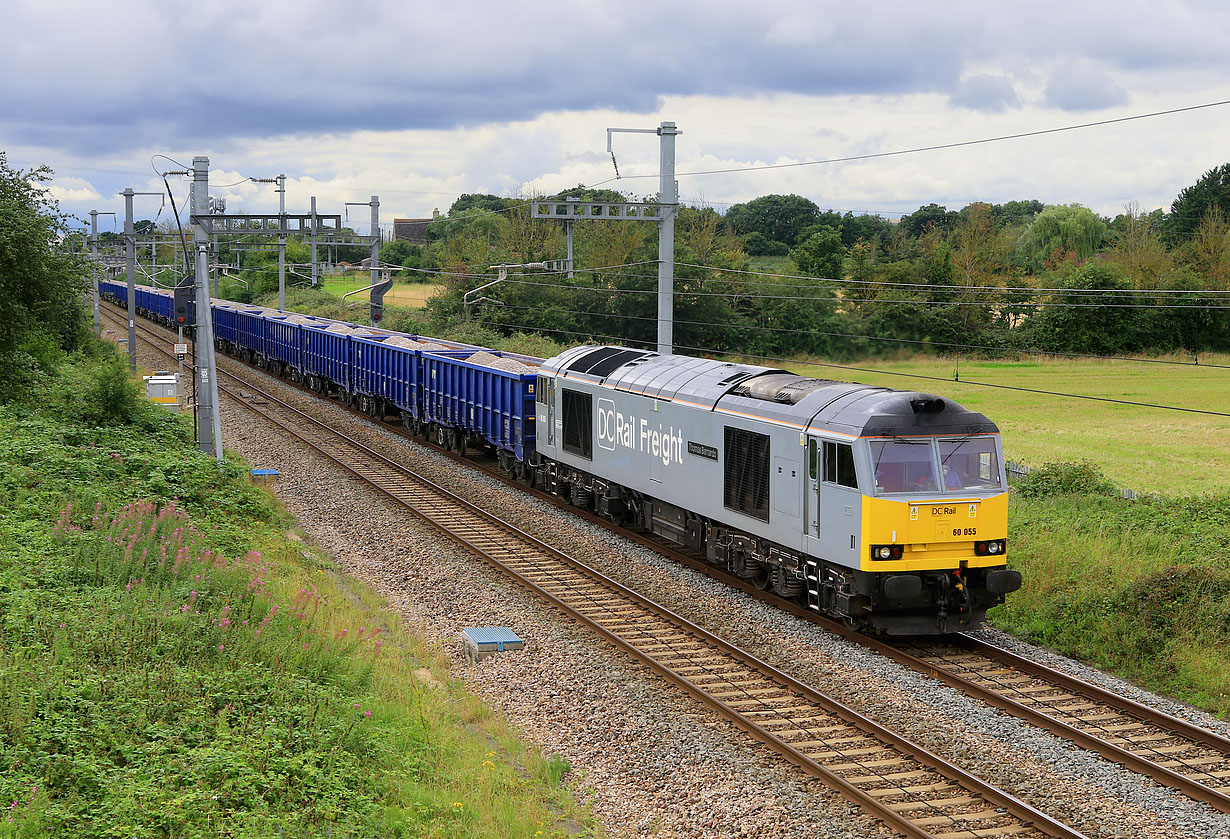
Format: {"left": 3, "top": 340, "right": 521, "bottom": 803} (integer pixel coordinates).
{"left": 858, "top": 492, "right": 1009, "bottom": 572}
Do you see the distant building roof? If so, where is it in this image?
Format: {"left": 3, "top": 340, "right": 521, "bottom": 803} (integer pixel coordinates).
{"left": 394, "top": 216, "right": 432, "bottom": 244}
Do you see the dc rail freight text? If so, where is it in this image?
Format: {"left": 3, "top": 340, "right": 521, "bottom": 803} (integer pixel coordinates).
{"left": 101, "top": 280, "right": 1020, "bottom": 634}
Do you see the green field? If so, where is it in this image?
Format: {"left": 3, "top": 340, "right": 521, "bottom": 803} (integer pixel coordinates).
{"left": 785, "top": 354, "right": 1230, "bottom": 496}
{"left": 319, "top": 275, "right": 443, "bottom": 308}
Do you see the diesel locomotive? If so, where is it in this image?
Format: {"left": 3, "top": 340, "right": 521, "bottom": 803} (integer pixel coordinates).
{"left": 100, "top": 281, "right": 1019, "bottom": 634}
{"left": 532, "top": 346, "right": 1019, "bottom": 635}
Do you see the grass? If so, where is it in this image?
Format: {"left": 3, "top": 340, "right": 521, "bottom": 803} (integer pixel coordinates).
{"left": 996, "top": 472, "right": 1230, "bottom": 718}
{"left": 784, "top": 353, "right": 1230, "bottom": 496}
{"left": 318, "top": 275, "right": 443, "bottom": 309}
{"left": 0, "top": 352, "right": 592, "bottom": 838}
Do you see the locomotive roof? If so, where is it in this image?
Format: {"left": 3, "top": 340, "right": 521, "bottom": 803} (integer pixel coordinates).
{"left": 544, "top": 345, "right": 999, "bottom": 438}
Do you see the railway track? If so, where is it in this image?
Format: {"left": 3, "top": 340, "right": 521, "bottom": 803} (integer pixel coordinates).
{"left": 105, "top": 306, "right": 1086, "bottom": 839}
{"left": 590, "top": 519, "right": 1230, "bottom": 816}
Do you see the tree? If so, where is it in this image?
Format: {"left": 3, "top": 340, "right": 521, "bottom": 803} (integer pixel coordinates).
{"left": 950, "top": 202, "right": 1009, "bottom": 287}
{"left": 989, "top": 200, "right": 1043, "bottom": 228}
{"left": 723, "top": 194, "right": 821, "bottom": 248}
{"left": 1168, "top": 163, "right": 1230, "bottom": 241}
{"left": 1017, "top": 204, "right": 1106, "bottom": 270}
{"left": 899, "top": 203, "right": 958, "bottom": 238}
{"left": 790, "top": 226, "right": 845, "bottom": 279}
{"left": 1190, "top": 204, "right": 1230, "bottom": 289}
{"left": 447, "top": 193, "right": 514, "bottom": 216}
{"left": 379, "top": 240, "right": 423, "bottom": 273}
{"left": 0, "top": 153, "right": 89, "bottom": 397}
{"left": 1024, "top": 262, "right": 1145, "bottom": 355}
{"left": 839, "top": 212, "right": 894, "bottom": 247}
{"left": 1106, "top": 203, "right": 1175, "bottom": 290}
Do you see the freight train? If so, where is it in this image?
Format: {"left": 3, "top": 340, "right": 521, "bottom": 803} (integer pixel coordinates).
{"left": 99, "top": 280, "right": 1020, "bottom": 634}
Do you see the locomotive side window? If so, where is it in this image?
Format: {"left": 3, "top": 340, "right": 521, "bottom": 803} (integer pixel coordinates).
{"left": 938, "top": 437, "right": 1004, "bottom": 491}
{"left": 808, "top": 439, "right": 818, "bottom": 480}
{"left": 536, "top": 376, "right": 548, "bottom": 405}
{"left": 871, "top": 440, "right": 938, "bottom": 493}
{"left": 723, "top": 426, "right": 770, "bottom": 522}
{"left": 561, "top": 389, "right": 592, "bottom": 459}
{"left": 823, "top": 441, "right": 858, "bottom": 489}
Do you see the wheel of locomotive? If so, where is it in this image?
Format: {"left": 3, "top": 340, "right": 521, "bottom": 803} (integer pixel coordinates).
{"left": 749, "top": 566, "right": 771, "bottom": 591}
{"left": 771, "top": 566, "right": 805, "bottom": 599}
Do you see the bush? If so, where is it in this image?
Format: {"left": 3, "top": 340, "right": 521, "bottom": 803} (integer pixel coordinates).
{"left": 1012, "top": 460, "right": 1117, "bottom": 498}
{"left": 82, "top": 354, "right": 143, "bottom": 425}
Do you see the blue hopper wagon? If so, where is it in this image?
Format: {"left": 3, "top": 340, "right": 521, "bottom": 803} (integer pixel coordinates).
{"left": 421, "top": 350, "right": 539, "bottom": 462}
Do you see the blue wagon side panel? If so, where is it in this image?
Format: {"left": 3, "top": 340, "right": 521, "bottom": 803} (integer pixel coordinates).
{"left": 263, "top": 315, "right": 302, "bottom": 369}
{"left": 352, "top": 336, "right": 415, "bottom": 410}
{"left": 152, "top": 287, "right": 172, "bottom": 322}
{"left": 302, "top": 326, "right": 350, "bottom": 390}
{"left": 234, "top": 310, "right": 267, "bottom": 358}
{"left": 422, "top": 352, "right": 538, "bottom": 459}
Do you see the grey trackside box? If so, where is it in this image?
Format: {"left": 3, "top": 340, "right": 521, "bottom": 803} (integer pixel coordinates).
{"left": 461, "top": 627, "right": 524, "bottom": 662}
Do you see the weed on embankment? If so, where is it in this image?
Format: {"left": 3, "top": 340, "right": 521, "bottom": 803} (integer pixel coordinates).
{"left": 994, "top": 462, "right": 1230, "bottom": 719}
{"left": 0, "top": 361, "right": 588, "bottom": 839}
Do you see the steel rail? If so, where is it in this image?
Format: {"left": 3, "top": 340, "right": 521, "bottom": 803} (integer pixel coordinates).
{"left": 105, "top": 307, "right": 1086, "bottom": 839}
{"left": 105, "top": 304, "right": 1230, "bottom": 816}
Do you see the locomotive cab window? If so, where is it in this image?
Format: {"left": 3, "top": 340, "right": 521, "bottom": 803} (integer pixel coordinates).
{"left": 939, "top": 437, "right": 1004, "bottom": 491}
{"left": 871, "top": 440, "right": 938, "bottom": 494}
{"left": 561, "top": 389, "right": 592, "bottom": 459}
{"left": 823, "top": 441, "right": 858, "bottom": 489}
{"left": 536, "top": 376, "right": 548, "bottom": 405}
{"left": 723, "top": 427, "right": 770, "bottom": 522}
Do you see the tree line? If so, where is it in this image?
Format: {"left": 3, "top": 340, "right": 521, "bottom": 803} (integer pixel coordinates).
{"left": 386, "top": 164, "right": 1230, "bottom": 359}
{"left": 129, "top": 162, "right": 1230, "bottom": 361}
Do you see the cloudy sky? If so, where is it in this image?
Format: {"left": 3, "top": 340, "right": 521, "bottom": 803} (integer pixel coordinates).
{"left": 6, "top": 0, "right": 1230, "bottom": 234}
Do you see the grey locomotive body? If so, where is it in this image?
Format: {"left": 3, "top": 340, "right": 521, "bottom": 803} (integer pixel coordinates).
{"left": 533, "top": 346, "right": 1018, "bottom": 635}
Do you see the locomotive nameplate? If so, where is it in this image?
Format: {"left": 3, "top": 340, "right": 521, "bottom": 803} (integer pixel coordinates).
{"left": 687, "top": 441, "right": 718, "bottom": 461}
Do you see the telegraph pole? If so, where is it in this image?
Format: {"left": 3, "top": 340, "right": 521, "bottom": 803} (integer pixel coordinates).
{"left": 121, "top": 189, "right": 138, "bottom": 371}
{"left": 369, "top": 195, "right": 380, "bottom": 294}
{"left": 88, "top": 210, "right": 114, "bottom": 335}
{"left": 278, "top": 175, "right": 286, "bottom": 310}
{"left": 310, "top": 196, "right": 318, "bottom": 287}
{"left": 656, "top": 121, "right": 680, "bottom": 355}
{"left": 564, "top": 197, "right": 578, "bottom": 279}
{"left": 192, "top": 157, "right": 223, "bottom": 463}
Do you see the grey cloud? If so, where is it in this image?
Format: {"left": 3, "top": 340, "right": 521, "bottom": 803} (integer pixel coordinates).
{"left": 949, "top": 74, "right": 1020, "bottom": 112}
{"left": 1042, "top": 63, "right": 1130, "bottom": 111}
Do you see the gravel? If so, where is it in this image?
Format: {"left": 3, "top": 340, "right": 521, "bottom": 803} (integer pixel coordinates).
{"left": 116, "top": 314, "right": 1230, "bottom": 838}
{"left": 466, "top": 350, "right": 538, "bottom": 374}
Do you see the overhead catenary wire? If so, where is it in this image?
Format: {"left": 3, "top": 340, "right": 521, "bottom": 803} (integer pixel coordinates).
{"left": 477, "top": 319, "right": 1230, "bottom": 418}
{"left": 488, "top": 275, "right": 1230, "bottom": 309}
{"left": 606, "top": 99, "right": 1230, "bottom": 181}
{"left": 481, "top": 301, "right": 1230, "bottom": 369}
